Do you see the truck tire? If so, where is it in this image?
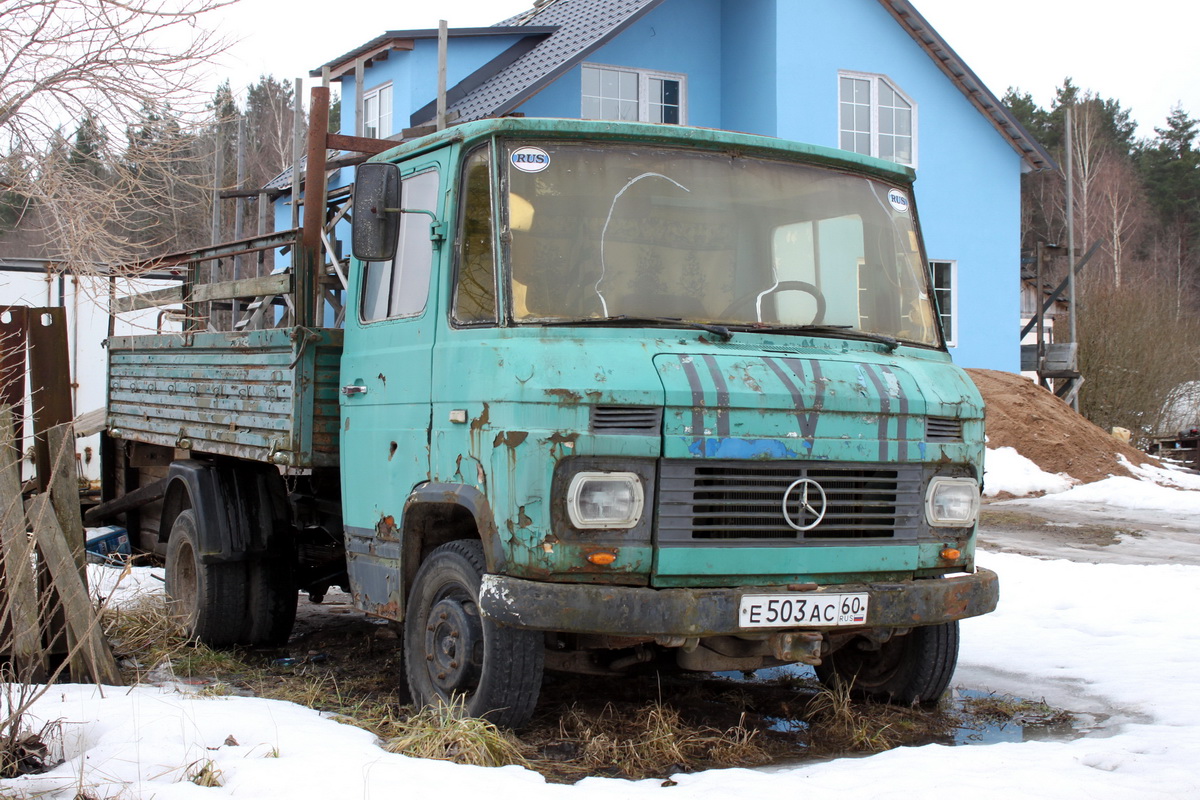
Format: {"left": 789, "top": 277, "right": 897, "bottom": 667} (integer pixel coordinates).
{"left": 404, "top": 540, "right": 544, "bottom": 728}
{"left": 815, "top": 620, "right": 959, "bottom": 705}
{"left": 165, "top": 510, "right": 247, "bottom": 647}
{"left": 245, "top": 551, "right": 298, "bottom": 647}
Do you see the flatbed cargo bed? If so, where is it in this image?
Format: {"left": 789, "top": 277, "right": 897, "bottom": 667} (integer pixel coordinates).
{"left": 106, "top": 327, "right": 343, "bottom": 468}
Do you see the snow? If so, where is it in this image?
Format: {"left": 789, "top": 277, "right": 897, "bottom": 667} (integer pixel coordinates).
{"left": 4, "top": 455, "right": 1200, "bottom": 798}
{"left": 983, "top": 446, "right": 1076, "bottom": 497}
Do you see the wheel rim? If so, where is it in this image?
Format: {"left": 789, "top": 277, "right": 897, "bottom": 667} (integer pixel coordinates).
{"left": 834, "top": 636, "right": 907, "bottom": 690}
{"left": 168, "top": 538, "right": 199, "bottom": 626}
{"left": 422, "top": 591, "right": 484, "bottom": 698}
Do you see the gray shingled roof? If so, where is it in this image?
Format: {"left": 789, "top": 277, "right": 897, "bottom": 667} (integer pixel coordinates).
{"left": 417, "top": 0, "right": 667, "bottom": 126}
{"left": 430, "top": 0, "right": 1052, "bottom": 172}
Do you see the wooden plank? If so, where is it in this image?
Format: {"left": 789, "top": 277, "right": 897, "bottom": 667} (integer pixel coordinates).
{"left": 0, "top": 307, "right": 29, "bottom": 429}
{"left": 29, "top": 494, "right": 123, "bottom": 686}
{"left": 48, "top": 425, "right": 85, "bottom": 573}
{"left": 112, "top": 286, "right": 185, "bottom": 315}
{"left": 327, "top": 132, "right": 397, "bottom": 155}
{"left": 28, "top": 308, "right": 73, "bottom": 492}
{"left": 74, "top": 408, "right": 107, "bottom": 437}
{"left": 83, "top": 478, "right": 167, "bottom": 526}
{"left": 47, "top": 423, "right": 88, "bottom": 681}
{"left": 192, "top": 273, "right": 292, "bottom": 304}
{"left": 107, "top": 390, "right": 295, "bottom": 417}
{"left": 0, "top": 406, "right": 46, "bottom": 680}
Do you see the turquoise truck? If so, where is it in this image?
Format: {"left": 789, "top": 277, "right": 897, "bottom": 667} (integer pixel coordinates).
{"left": 101, "top": 115, "right": 997, "bottom": 728}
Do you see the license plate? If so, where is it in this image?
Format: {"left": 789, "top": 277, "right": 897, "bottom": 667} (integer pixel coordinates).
{"left": 739, "top": 593, "right": 869, "bottom": 628}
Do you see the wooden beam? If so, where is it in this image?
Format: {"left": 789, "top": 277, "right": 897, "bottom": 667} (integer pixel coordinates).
{"left": 83, "top": 478, "right": 167, "bottom": 527}
{"left": 29, "top": 494, "right": 123, "bottom": 686}
{"left": 48, "top": 424, "right": 85, "bottom": 576}
{"left": 327, "top": 39, "right": 414, "bottom": 80}
{"left": 48, "top": 423, "right": 87, "bottom": 680}
{"left": 112, "top": 286, "right": 184, "bottom": 315}
{"left": 192, "top": 273, "right": 292, "bottom": 304}
{"left": 0, "top": 405, "right": 46, "bottom": 680}
{"left": 326, "top": 133, "right": 397, "bottom": 155}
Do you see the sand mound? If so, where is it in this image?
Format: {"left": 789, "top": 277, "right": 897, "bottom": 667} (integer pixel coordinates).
{"left": 966, "top": 368, "right": 1156, "bottom": 484}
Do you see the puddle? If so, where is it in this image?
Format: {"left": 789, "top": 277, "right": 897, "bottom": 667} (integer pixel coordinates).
{"left": 712, "top": 665, "right": 1101, "bottom": 749}
{"left": 948, "top": 688, "right": 1098, "bottom": 745}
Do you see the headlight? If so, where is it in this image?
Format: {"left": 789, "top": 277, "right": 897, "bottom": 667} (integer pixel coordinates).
{"left": 567, "top": 472, "right": 645, "bottom": 529}
{"left": 925, "top": 477, "right": 980, "bottom": 527}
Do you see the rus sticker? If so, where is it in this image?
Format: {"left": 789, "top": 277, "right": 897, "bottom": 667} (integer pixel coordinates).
{"left": 510, "top": 146, "right": 551, "bottom": 173}
{"left": 887, "top": 189, "right": 910, "bottom": 213}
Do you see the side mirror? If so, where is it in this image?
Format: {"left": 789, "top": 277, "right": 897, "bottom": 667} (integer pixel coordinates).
{"left": 352, "top": 163, "right": 401, "bottom": 261}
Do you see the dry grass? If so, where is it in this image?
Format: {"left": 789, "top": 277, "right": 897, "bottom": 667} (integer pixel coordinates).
{"left": 383, "top": 698, "right": 528, "bottom": 768}
{"left": 538, "top": 700, "right": 771, "bottom": 781}
{"left": 803, "top": 679, "right": 954, "bottom": 755}
{"left": 185, "top": 758, "right": 223, "bottom": 787}
{"left": 101, "top": 592, "right": 256, "bottom": 682}
{"left": 93, "top": 593, "right": 1040, "bottom": 781}
{"left": 961, "top": 692, "right": 1073, "bottom": 726}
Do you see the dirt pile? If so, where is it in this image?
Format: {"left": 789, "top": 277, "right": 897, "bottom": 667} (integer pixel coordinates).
{"left": 966, "top": 368, "right": 1156, "bottom": 484}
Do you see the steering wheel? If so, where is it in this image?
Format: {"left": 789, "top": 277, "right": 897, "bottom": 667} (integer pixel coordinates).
{"left": 720, "top": 280, "right": 826, "bottom": 324}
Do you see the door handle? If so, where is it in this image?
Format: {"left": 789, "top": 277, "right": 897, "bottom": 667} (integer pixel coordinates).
{"left": 341, "top": 385, "right": 368, "bottom": 396}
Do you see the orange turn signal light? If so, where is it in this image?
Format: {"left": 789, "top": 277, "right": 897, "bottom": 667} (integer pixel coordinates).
{"left": 587, "top": 552, "right": 617, "bottom": 566}
{"left": 940, "top": 548, "right": 962, "bottom": 561}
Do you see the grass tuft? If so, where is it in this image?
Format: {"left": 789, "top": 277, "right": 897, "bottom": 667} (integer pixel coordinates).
{"left": 185, "top": 758, "right": 223, "bottom": 787}
{"left": 804, "top": 678, "right": 953, "bottom": 754}
{"left": 383, "top": 697, "right": 528, "bottom": 768}
{"left": 961, "top": 692, "right": 1074, "bottom": 726}
{"left": 542, "top": 700, "right": 770, "bottom": 780}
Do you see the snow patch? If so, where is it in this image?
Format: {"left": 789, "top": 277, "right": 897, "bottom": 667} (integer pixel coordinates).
{"left": 984, "top": 446, "right": 1076, "bottom": 497}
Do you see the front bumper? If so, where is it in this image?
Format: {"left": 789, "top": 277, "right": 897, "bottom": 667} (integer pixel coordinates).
{"left": 479, "top": 568, "right": 998, "bottom": 636}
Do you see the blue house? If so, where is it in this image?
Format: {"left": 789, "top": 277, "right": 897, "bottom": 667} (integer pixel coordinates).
{"left": 291, "top": 0, "right": 1052, "bottom": 371}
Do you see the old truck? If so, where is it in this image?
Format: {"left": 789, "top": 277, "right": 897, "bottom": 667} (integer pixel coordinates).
{"left": 99, "top": 112, "right": 997, "bottom": 727}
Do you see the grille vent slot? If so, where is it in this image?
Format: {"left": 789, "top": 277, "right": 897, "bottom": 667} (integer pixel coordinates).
{"left": 926, "top": 417, "right": 963, "bottom": 443}
{"left": 590, "top": 405, "right": 663, "bottom": 435}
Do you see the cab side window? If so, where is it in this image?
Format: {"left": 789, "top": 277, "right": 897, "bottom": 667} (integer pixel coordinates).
{"left": 452, "top": 148, "right": 498, "bottom": 324}
{"left": 361, "top": 169, "right": 439, "bottom": 321}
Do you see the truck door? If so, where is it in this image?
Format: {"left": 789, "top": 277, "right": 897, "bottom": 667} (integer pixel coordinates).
{"left": 340, "top": 157, "right": 445, "bottom": 618}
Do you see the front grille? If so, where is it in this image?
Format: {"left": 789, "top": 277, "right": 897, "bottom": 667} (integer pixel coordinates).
{"left": 926, "top": 417, "right": 963, "bottom": 442}
{"left": 657, "top": 461, "right": 923, "bottom": 543}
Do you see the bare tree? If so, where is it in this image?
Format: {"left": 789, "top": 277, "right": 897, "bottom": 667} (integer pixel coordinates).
{"left": 0, "top": 0, "right": 234, "bottom": 270}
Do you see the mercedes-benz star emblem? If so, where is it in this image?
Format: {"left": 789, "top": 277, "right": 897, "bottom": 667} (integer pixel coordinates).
{"left": 782, "top": 477, "right": 827, "bottom": 532}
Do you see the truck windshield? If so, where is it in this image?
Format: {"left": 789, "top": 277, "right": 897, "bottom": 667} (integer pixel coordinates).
{"left": 502, "top": 141, "right": 940, "bottom": 347}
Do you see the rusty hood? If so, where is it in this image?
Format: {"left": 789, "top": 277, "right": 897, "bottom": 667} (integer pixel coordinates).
{"left": 652, "top": 345, "right": 983, "bottom": 463}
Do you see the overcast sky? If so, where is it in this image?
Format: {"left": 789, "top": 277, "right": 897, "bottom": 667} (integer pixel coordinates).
{"left": 212, "top": 0, "right": 1200, "bottom": 139}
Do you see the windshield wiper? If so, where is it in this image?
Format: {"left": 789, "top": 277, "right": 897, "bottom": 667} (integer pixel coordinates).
{"left": 540, "top": 315, "right": 733, "bottom": 341}
{"left": 751, "top": 324, "right": 900, "bottom": 352}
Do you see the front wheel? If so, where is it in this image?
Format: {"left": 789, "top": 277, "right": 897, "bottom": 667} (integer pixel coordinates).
{"left": 815, "top": 621, "right": 959, "bottom": 705}
{"left": 404, "top": 541, "right": 544, "bottom": 728}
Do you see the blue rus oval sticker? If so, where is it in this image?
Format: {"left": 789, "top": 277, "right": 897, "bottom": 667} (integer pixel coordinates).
{"left": 887, "top": 189, "right": 910, "bottom": 213}
{"left": 511, "top": 146, "right": 551, "bottom": 173}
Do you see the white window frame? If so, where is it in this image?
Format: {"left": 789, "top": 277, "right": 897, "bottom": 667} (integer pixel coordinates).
{"left": 929, "top": 259, "right": 957, "bottom": 347}
{"left": 838, "top": 71, "right": 917, "bottom": 167}
{"left": 581, "top": 63, "right": 687, "bottom": 125}
{"left": 361, "top": 82, "right": 393, "bottom": 139}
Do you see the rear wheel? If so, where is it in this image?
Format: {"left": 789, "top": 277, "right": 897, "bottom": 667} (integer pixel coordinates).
{"left": 816, "top": 621, "right": 959, "bottom": 705}
{"left": 404, "top": 540, "right": 544, "bottom": 728}
{"left": 245, "top": 548, "right": 298, "bottom": 647}
{"left": 165, "top": 510, "right": 247, "bottom": 647}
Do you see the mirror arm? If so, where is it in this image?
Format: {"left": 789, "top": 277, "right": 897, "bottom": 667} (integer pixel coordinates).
{"left": 392, "top": 207, "right": 446, "bottom": 247}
